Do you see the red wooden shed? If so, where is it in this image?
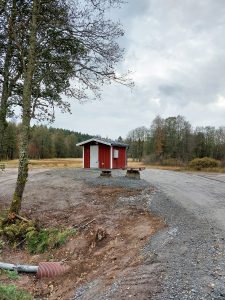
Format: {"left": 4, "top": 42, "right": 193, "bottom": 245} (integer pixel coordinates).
{"left": 76, "top": 138, "right": 128, "bottom": 169}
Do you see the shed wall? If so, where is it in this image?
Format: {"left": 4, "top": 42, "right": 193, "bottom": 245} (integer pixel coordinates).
{"left": 113, "top": 146, "right": 126, "bottom": 169}
{"left": 83, "top": 142, "right": 126, "bottom": 169}
{"left": 99, "top": 144, "right": 111, "bottom": 169}
{"left": 84, "top": 145, "right": 90, "bottom": 168}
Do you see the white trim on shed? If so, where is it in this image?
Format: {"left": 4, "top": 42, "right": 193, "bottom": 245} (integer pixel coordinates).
{"left": 110, "top": 146, "right": 113, "bottom": 169}
{"left": 76, "top": 138, "right": 111, "bottom": 147}
{"left": 82, "top": 146, "right": 84, "bottom": 168}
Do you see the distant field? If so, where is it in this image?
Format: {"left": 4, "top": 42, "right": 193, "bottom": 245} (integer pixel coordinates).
{"left": 2, "top": 158, "right": 83, "bottom": 169}
{"left": 127, "top": 160, "right": 182, "bottom": 171}
{"left": 128, "top": 160, "right": 225, "bottom": 172}
{"left": 3, "top": 158, "right": 180, "bottom": 170}
{"left": 2, "top": 158, "right": 225, "bottom": 172}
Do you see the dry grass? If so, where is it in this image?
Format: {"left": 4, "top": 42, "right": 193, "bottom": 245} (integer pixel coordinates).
{"left": 185, "top": 167, "right": 225, "bottom": 173}
{"left": 127, "top": 159, "right": 225, "bottom": 173}
{"left": 2, "top": 158, "right": 82, "bottom": 169}
{"left": 2, "top": 158, "right": 225, "bottom": 173}
{"left": 127, "top": 159, "right": 183, "bottom": 171}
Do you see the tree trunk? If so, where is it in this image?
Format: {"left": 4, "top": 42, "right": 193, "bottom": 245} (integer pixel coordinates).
{"left": 0, "top": 0, "right": 17, "bottom": 160}
{"left": 10, "top": 0, "right": 39, "bottom": 214}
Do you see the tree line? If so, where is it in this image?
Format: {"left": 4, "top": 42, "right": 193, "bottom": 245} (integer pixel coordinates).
{"left": 1, "top": 123, "right": 92, "bottom": 160}
{"left": 126, "top": 115, "right": 225, "bottom": 164}
{"left": 4, "top": 115, "right": 225, "bottom": 166}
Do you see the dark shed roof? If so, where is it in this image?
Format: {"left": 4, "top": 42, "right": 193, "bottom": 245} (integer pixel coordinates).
{"left": 76, "top": 137, "right": 128, "bottom": 147}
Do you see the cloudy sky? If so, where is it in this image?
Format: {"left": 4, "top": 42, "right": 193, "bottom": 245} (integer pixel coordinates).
{"left": 54, "top": 0, "right": 225, "bottom": 139}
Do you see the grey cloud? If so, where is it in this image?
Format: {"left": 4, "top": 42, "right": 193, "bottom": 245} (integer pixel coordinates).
{"left": 118, "top": 0, "right": 150, "bottom": 19}
{"left": 158, "top": 84, "right": 183, "bottom": 97}
{"left": 53, "top": 0, "right": 225, "bottom": 138}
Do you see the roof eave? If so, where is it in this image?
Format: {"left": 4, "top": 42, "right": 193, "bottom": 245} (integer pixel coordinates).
{"left": 112, "top": 143, "right": 129, "bottom": 148}
{"left": 76, "top": 138, "right": 111, "bottom": 147}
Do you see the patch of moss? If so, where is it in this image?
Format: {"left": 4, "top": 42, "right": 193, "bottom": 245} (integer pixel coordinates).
{"left": 0, "top": 219, "right": 37, "bottom": 252}
{"left": 26, "top": 227, "right": 76, "bottom": 254}
{"left": 0, "top": 269, "right": 20, "bottom": 280}
{"left": 0, "top": 209, "right": 8, "bottom": 228}
{"left": 0, "top": 284, "right": 32, "bottom": 300}
{"left": 0, "top": 238, "right": 5, "bottom": 253}
{"left": 0, "top": 214, "right": 76, "bottom": 254}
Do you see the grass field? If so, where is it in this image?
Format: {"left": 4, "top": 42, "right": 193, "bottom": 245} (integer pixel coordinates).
{"left": 127, "top": 160, "right": 183, "bottom": 171}
{"left": 2, "top": 158, "right": 83, "bottom": 169}
{"left": 2, "top": 158, "right": 225, "bottom": 173}
{"left": 2, "top": 158, "right": 178, "bottom": 170}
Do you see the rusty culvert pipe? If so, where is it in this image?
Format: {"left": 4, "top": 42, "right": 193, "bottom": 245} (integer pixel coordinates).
{"left": 0, "top": 261, "right": 67, "bottom": 278}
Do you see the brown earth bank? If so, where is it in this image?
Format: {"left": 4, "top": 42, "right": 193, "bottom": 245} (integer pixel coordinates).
{"left": 0, "top": 169, "right": 165, "bottom": 299}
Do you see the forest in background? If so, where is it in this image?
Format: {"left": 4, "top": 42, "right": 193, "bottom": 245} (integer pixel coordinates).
{"left": 2, "top": 115, "right": 225, "bottom": 165}
{"left": 127, "top": 115, "right": 225, "bottom": 165}
{"left": 1, "top": 123, "right": 92, "bottom": 160}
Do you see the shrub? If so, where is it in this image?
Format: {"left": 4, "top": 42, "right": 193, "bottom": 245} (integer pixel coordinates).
{"left": 189, "top": 157, "right": 220, "bottom": 170}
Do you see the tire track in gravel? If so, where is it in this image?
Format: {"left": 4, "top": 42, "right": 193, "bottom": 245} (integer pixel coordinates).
{"left": 109, "top": 265, "right": 164, "bottom": 300}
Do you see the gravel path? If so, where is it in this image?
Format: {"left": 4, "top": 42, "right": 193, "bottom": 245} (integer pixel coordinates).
{"left": 74, "top": 169, "right": 225, "bottom": 299}
{"left": 142, "top": 169, "right": 225, "bottom": 230}
{"left": 145, "top": 190, "right": 225, "bottom": 300}
{"left": 142, "top": 169, "right": 225, "bottom": 300}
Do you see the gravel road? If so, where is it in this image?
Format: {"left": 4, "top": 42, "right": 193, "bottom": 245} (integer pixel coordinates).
{"left": 71, "top": 169, "right": 225, "bottom": 300}
{"left": 143, "top": 169, "right": 225, "bottom": 230}
{"left": 142, "top": 169, "right": 225, "bottom": 300}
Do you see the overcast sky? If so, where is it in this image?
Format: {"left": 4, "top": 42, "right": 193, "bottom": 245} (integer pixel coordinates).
{"left": 54, "top": 0, "right": 225, "bottom": 139}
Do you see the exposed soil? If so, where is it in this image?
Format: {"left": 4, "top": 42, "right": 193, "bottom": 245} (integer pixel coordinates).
{"left": 0, "top": 169, "right": 164, "bottom": 299}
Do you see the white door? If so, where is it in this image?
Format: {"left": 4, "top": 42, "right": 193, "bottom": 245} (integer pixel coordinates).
{"left": 90, "top": 145, "right": 99, "bottom": 168}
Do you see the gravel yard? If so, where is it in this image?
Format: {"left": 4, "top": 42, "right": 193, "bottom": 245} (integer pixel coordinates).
{"left": 146, "top": 190, "right": 225, "bottom": 300}
{"left": 71, "top": 169, "right": 225, "bottom": 300}
{"left": 1, "top": 168, "right": 225, "bottom": 299}
{"left": 143, "top": 169, "right": 225, "bottom": 300}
